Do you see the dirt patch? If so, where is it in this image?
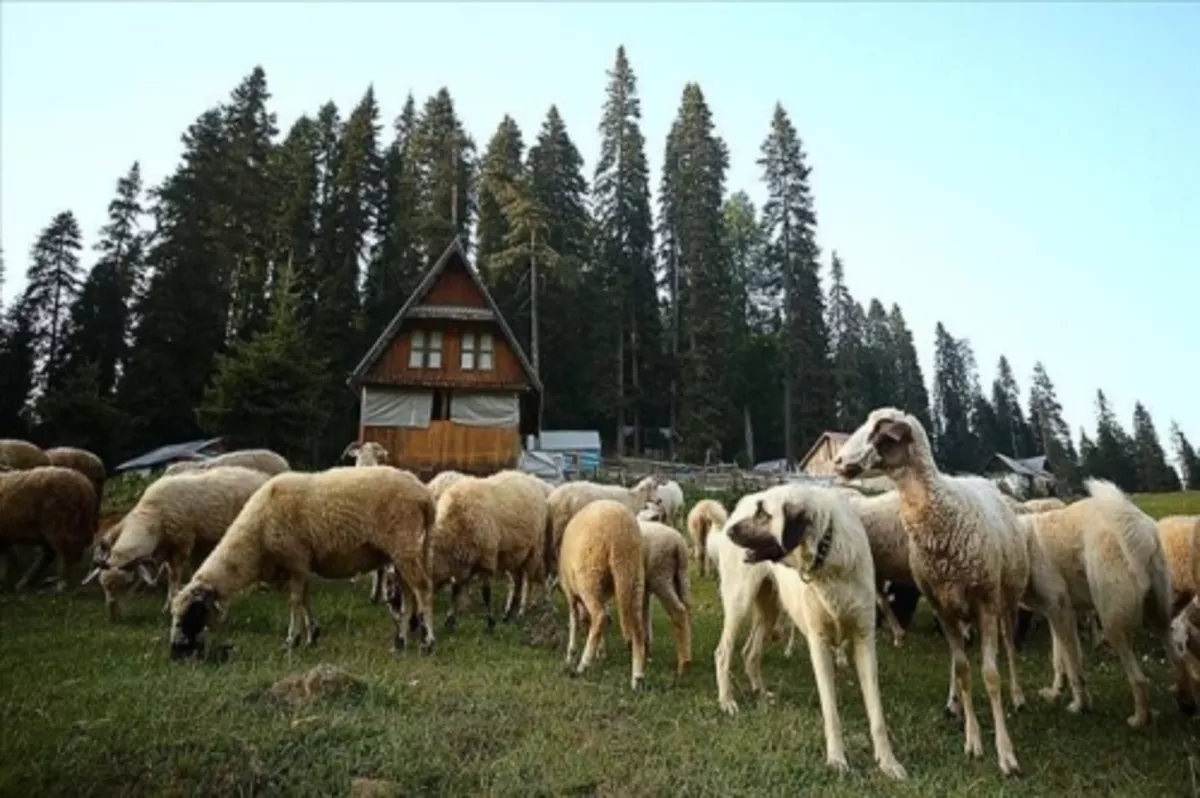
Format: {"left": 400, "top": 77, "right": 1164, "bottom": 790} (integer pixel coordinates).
{"left": 349, "top": 777, "right": 403, "bottom": 798}
{"left": 265, "top": 663, "right": 365, "bottom": 707}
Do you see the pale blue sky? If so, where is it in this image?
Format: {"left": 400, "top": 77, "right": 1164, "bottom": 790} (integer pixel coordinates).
{"left": 2, "top": 2, "right": 1197, "bottom": 452}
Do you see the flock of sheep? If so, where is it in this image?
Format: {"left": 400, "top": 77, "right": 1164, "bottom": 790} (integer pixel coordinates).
{"left": 3, "top": 404, "right": 1200, "bottom": 782}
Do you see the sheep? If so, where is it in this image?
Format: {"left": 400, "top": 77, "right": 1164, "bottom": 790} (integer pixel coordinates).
{"left": 723, "top": 482, "right": 908, "bottom": 779}
{"left": 1157, "top": 515, "right": 1200, "bottom": 613}
{"left": 833, "top": 407, "right": 1029, "bottom": 777}
{"left": 342, "top": 440, "right": 394, "bottom": 604}
{"left": 653, "top": 479, "right": 685, "bottom": 527}
{"left": 636, "top": 518, "right": 692, "bottom": 676}
{"left": 1023, "top": 497, "right": 1067, "bottom": 513}
{"left": 1016, "top": 479, "right": 1177, "bottom": 727}
{"left": 44, "top": 446, "right": 106, "bottom": 516}
{"left": 427, "top": 469, "right": 549, "bottom": 631}
{"left": 687, "top": 498, "right": 728, "bottom": 578}
{"left": 82, "top": 466, "right": 271, "bottom": 621}
{"left": 545, "top": 475, "right": 661, "bottom": 583}
{"left": 637, "top": 500, "right": 666, "bottom": 523}
{"left": 0, "top": 466, "right": 97, "bottom": 591}
{"left": 163, "top": 448, "right": 290, "bottom": 477}
{"left": 0, "top": 438, "right": 49, "bottom": 471}
{"left": 427, "top": 469, "right": 470, "bottom": 502}
{"left": 558, "top": 499, "right": 647, "bottom": 690}
{"left": 168, "top": 465, "right": 436, "bottom": 660}
{"left": 1170, "top": 519, "right": 1200, "bottom": 715}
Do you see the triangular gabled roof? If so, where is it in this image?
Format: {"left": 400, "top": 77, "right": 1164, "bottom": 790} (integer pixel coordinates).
{"left": 348, "top": 236, "right": 543, "bottom": 394}
{"left": 799, "top": 430, "right": 851, "bottom": 468}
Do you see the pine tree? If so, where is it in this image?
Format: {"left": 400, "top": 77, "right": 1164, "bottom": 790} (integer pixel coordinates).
{"left": 1090, "top": 389, "right": 1140, "bottom": 491}
{"left": 1170, "top": 422, "right": 1200, "bottom": 490}
{"left": 413, "top": 88, "right": 476, "bottom": 262}
{"left": 825, "top": 252, "right": 867, "bottom": 430}
{"left": 932, "top": 322, "right": 977, "bottom": 472}
{"left": 197, "top": 262, "right": 329, "bottom": 466}
{"left": 758, "top": 103, "right": 832, "bottom": 465}
{"left": 887, "top": 304, "right": 933, "bottom": 434}
{"left": 1079, "top": 427, "right": 1099, "bottom": 475}
{"left": 24, "top": 211, "right": 85, "bottom": 391}
{"left": 860, "top": 299, "right": 897, "bottom": 412}
{"left": 0, "top": 298, "right": 37, "bottom": 436}
{"left": 269, "top": 116, "right": 322, "bottom": 327}
{"left": 1131, "top": 402, "right": 1180, "bottom": 492}
{"left": 658, "top": 83, "right": 734, "bottom": 461}
{"left": 593, "top": 46, "right": 660, "bottom": 455}
{"left": 990, "top": 355, "right": 1035, "bottom": 458}
{"left": 1027, "top": 362, "right": 1082, "bottom": 492}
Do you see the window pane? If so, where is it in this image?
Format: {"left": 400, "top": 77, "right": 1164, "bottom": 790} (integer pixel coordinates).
{"left": 412, "top": 330, "right": 425, "bottom": 347}
{"left": 428, "top": 350, "right": 442, "bottom": 369}
{"left": 481, "top": 332, "right": 494, "bottom": 352}
{"left": 463, "top": 332, "right": 475, "bottom": 352}
{"left": 480, "top": 351, "right": 493, "bottom": 370}
{"left": 462, "top": 351, "right": 475, "bottom": 370}
{"left": 430, "top": 330, "right": 443, "bottom": 350}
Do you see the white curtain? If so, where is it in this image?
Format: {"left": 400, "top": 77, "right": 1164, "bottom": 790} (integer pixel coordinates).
{"left": 449, "top": 392, "right": 519, "bottom": 427}
{"left": 361, "top": 388, "right": 433, "bottom": 428}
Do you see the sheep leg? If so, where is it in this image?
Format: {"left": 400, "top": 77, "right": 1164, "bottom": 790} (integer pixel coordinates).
{"left": 444, "top": 582, "right": 466, "bottom": 632}
{"left": 851, "top": 630, "right": 907, "bottom": 780}
{"left": 658, "top": 588, "right": 692, "bottom": 677}
{"left": 575, "top": 593, "right": 609, "bottom": 676}
{"left": 387, "top": 582, "right": 415, "bottom": 653}
{"left": 14, "top": 544, "right": 52, "bottom": 592}
{"left": 563, "top": 594, "right": 581, "bottom": 669}
{"left": 1108, "top": 625, "right": 1152, "bottom": 728}
{"left": 1042, "top": 603, "right": 1088, "bottom": 713}
{"left": 284, "top": 576, "right": 310, "bottom": 649}
{"left": 479, "top": 579, "right": 496, "bottom": 633}
{"left": 876, "top": 587, "right": 906, "bottom": 648}
{"left": 368, "top": 568, "right": 384, "bottom": 604}
{"left": 503, "top": 570, "right": 525, "bottom": 622}
{"left": 696, "top": 531, "right": 708, "bottom": 578}
{"left": 998, "top": 605, "right": 1027, "bottom": 711}
{"left": 643, "top": 587, "right": 654, "bottom": 651}
{"left": 936, "top": 610, "right": 981, "bottom": 756}
{"left": 978, "top": 609, "right": 1020, "bottom": 776}
{"left": 932, "top": 612, "right": 963, "bottom": 721}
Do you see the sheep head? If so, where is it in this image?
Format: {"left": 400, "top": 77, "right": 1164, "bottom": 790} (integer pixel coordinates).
{"left": 833, "top": 407, "right": 917, "bottom": 480}
{"left": 637, "top": 498, "right": 667, "bottom": 523}
{"left": 353, "top": 441, "right": 389, "bottom": 466}
{"left": 725, "top": 492, "right": 813, "bottom": 565}
{"left": 169, "top": 583, "right": 224, "bottom": 661}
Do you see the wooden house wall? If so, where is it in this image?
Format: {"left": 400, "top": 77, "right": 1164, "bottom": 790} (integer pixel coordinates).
{"left": 365, "top": 320, "right": 526, "bottom": 388}
{"left": 422, "top": 266, "right": 488, "bottom": 308}
{"left": 801, "top": 437, "right": 845, "bottom": 477}
{"left": 361, "top": 421, "right": 520, "bottom": 477}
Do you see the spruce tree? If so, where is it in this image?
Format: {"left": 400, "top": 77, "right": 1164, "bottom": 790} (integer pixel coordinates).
{"left": 861, "top": 299, "right": 897, "bottom": 412}
{"left": 1131, "top": 402, "right": 1180, "bottom": 492}
{"left": 825, "top": 252, "right": 867, "bottom": 430}
{"left": 1091, "top": 390, "right": 1140, "bottom": 491}
{"left": 0, "top": 298, "right": 37, "bottom": 436}
{"left": 990, "top": 356, "right": 1035, "bottom": 458}
{"left": 593, "top": 46, "right": 660, "bottom": 455}
{"left": 269, "top": 116, "right": 322, "bottom": 327}
{"left": 475, "top": 114, "right": 529, "bottom": 358}
{"left": 887, "top": 303, "right": 933, "bottom": 433}
{"left": 1027, "top": 362, "right": 1082, "bottom": 492}
{"left": 24, "top": 210, "right": 84, "bottom": 390}
{"left": 932, "top": 322, "right": 976, "bottom": 472}
{"left": 758, "top": 103, "right": 832, "bottom": 465}
{"left": 413, "top": 88, "right": 476, "bottom": 262}
{"left": 1170, "top": 422, "right": 1200, "bottom": 490}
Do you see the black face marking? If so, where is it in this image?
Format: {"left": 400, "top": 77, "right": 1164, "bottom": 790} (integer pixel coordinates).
{"left": 835, "top": 460, "right": 864, "bottom": 479}
{"left": 727, "top": 518, "right": 787, "bottom": 564}
{"left": 780, "top": 503, "right": 809, "bottom": 554}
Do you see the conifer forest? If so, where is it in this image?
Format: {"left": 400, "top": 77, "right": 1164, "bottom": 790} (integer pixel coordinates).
{"left": 2, "top": 48, "right": 1197, "bottom": 494}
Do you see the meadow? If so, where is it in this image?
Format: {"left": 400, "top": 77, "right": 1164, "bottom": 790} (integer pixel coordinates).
{"left": 1, "top": 487, "right": 1199, "bottom": 797}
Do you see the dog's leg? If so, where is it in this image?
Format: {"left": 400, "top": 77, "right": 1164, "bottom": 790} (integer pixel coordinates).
{"left": 805, "top": 628, "right": 849, "bottom": 775}
{"left": 744, "top": 598, "right": 776, "bottom": 703}
{"left": 715, "top": 584, "right": 751, "bottom": 715}
{"left": 851, "top": 628, "right": 907, "bottom": 780}
{"left": 783, "top": 620, "right": 797, "bottom": 659}
{"left": 998, "top": 602, "right": 1026, "bottom": 711}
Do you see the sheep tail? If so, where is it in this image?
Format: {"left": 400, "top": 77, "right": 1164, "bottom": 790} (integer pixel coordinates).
{"left": 542, "top": 511, "right": 558, "bottom": 584}
{"left": 420, "top": 494, "right": 436, "bottom": 565}
{"left": 611, "top": 549, "right": 645, "bottom": 645}
{"left": 1147, "top": 535, "right": 1173, "bottom": 630}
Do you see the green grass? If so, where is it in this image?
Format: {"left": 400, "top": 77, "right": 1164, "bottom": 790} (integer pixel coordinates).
{"left": 1133, "top": 490, "right": 1200, "bottom": 520}
{"left": 3, "top": 562, "right": 1199, "bottom": 797}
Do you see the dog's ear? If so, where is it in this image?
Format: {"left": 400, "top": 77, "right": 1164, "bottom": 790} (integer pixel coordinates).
{"left": 754, "top": 500, "right": 770, "bottom": 522}
{"left": 780, "top": 502, "right": 809, "bottom": 554}
{"left": 869, "top": 416, "right": 912, "bottom": 446}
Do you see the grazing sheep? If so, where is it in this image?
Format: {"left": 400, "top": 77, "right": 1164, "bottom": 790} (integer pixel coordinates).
{"left": 0, "top": 466, "right": 97, "bottom": 591}
{"left": 833, "top": 407, "right": 1029, "bottom": 776}
{"left": 82, "top": 466, "right": 270, "bottom": 621}
{"left": 427, "top": 469, "right": 470, "bottom": 502}
{"left": 545, "top": 476, "right": 661, "bottom": 583}
{"left": 1019, "top": 481, "right": 1178, "bottom": 726}
{"left": 724, "top": 483, "right": 907, "bottom": 779}
{"left": 653, "top": 479, "right": 685, "bottom": 527}
{"left": 168, "top": 466, "right": 436, "bottom": 660}
{"left": 1024, "top": 497, "right": 1067, "bottom": 513}
{"left": 637, "top": 500, "right": 666, "bottom": 523}
{"left": 163, "top": 448, "right": 290, "bottom": 477}
{"left": 636, "top": 519, "right": 693, "bottom": 676}
{"left": 343, "top": 440, "right": 393, "bottom": 604}
{"left": 687, "top": 499, "right": 728, "bottom": 578}
{"left": 558, "top": 499, "right": 647, "bottom": 690}
{"left": 1158, "top": 515, "right": 1200, "bottom": 612}
{"left": 0, "top": 439, "right": 49, "bottom": 471}
{"left": 44, "top": 446, "right": 106, "bottom": 516}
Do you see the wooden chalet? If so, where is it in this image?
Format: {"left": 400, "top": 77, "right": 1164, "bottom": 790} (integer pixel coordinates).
{"left": 347, "top": 237, "right": 543, "bottom": 478}
{"left": 798, "top": 431, "right": 851, "bottom": 478}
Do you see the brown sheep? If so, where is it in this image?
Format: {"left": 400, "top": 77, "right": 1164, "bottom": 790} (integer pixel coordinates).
{"left": 1158, "top": 515, "right": 1200, "bottom": 613}
{"left": 637, "top": 519, "right": 692, "bottom": 676}
{"left": 0, "top": 466, "right": 97, "bottom": 591}
{"left": 44, "top": 446, "right": 106, "bottom": 516}
{"left": 545, "top": 476, "right": 661, "bottom": 584}
{"left": 687, "top": 499, "right": 728, "bottom": 578}
{"left": 558, "top": 499, "right": 647, "bottom": 690}
{"left": 0, "top": 439, "right": 49, "bottom": 471}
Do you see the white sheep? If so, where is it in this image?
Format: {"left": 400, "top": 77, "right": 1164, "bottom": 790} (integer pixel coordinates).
{"left": 833, "top": 407, "right": 1029, "bottom": 777}
{"left": 83, "top": 465, "right": 270, "bottom": 620}
{"left": 636, "top": 518, "right": 692, "bottom": 676}
{"left": 168, "top": 465, "right": 436, "bottom": 659}
{"left": 342, "top": 440, "right": 394, "bottom": 604}
{"left": 1020, "top": 480, "right": 1177, "bottom": 726}
{"left": 687, "top": 498, "right": 728, "bottom": 578}
{"left": 427, "top": 469, "right": 471, "bottom": 502}
{"left": 163, "top": 448, "right": 290, "bottom": 477}
{"left": 653, "top": 479, "right": 685, "bottom": 527}
{"left": 1157, "top": 514, "right": 1200, "bottom": 612}
{"left": 545, "top": 476, "right": 661, "bottom": 585}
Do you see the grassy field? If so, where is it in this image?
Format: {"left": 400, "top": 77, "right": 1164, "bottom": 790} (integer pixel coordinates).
{"left": 1, "top": 489, "right": 1198, "bottom": 797}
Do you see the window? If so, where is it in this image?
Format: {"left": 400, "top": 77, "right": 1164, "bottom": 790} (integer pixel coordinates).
{"left": 408, "top": 329, "right": 444, "bottom": 369}
{"left": 460, "top": 331, "right": 494, "bottom": 371}
{"left": 431, "top": 390, "right": 451, "bottom": 420}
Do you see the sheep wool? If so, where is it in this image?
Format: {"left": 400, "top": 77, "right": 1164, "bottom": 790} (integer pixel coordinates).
{"left": 164, "top": 448, "right": 290, "bottom": 477}
{"left": 1157, "top": 515, "right": 1200, "bottom": 612}
{"left": 44, "top": 446, "right": 106, "bottom": 517}
{"left": 0, "top": 439, "right": 50, "bottom": 471}
{"left": 0, "top": 465, "right": 97, "bottom": 591}
{"left": 637, "top": 519, "right": 692, "bottom": 676}
{"left": 686, "top": 499, "right": 727, "bottom": 578}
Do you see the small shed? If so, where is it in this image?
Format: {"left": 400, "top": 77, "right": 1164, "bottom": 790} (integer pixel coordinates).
{"left": 347, "top": 237, "right": 543, "bottom": 478}
{"left": 986, "top": 453, "right": 1056, "bottom": 499}
{"left": 798, "top": 431, "right": 851, "bottom": 478}
{"left": 531, "top": 430, "right": 602, "bottom": 478}
{"left": 113, "top": 437, "right": 225, "bottom": 476}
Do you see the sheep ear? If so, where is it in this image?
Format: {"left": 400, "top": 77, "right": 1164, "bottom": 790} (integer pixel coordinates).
{"left": 870, "top": 417, "right": 912, "bottom": 445}
{"left": 81, "top": 566, "right": 102, "bottom": 586}
{"left": 341, "top": 442, "right": 360, "bottom": 460}
{"left": 779, "top": 502, "right": 809, "bottom": 554}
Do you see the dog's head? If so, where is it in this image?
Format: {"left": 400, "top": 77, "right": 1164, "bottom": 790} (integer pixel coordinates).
{"left": 833, "top": 407, "right": 917, "bottom": 480}
{"left": 169, "top": 583, "right": 223, "bottom": 661}
{"left": 725, "top": 490, "right": 819, "bottom": 566}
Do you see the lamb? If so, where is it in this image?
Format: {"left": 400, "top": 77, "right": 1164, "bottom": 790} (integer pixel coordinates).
{"left": 833, "top": 407, "right": 1029, "bottom": 776}
{"left": 0, "top": 466, "right": 97, "bottom": 591}
{"left": 163, "top": 448, "right": 290, "bottom": 477}
{"left": 724, "top": 483, "right": 908, "bottom": 779}
{"left": 558, "top": 499, "right": 647, "bottom": 690}
{"left": 653, "top": 479, "right": 685, "bottom": 528}
{"left": 44, "top": 446, "right": 106, "bottom": 516}
{"left": 545, "top": 476, "right": 661, "bottom": 582}
{"left": 1016, "top": 479, "right": 1177, "bottom": 727}
{"left": 636, "top": 518, "right": 692, "bottom": 676}
{"left": 82, "top": 465, "right": 270, "bottom": 621}
{"left": 168, "top": 465, "right": 436, "bottom": 660}
{"left": 687, "top": 498, "right": 728, "bottom": 577}
{"left": 1157, "top": 515, "right": 1200, "bottom": 613}
{"left": 0, "top": 438, "right": 49, "bottom": 471}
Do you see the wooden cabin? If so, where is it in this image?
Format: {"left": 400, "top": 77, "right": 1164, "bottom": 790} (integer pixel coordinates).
{"left": 347, "top": 237, "right": 543, "bottom": 478}
{"left": 798, "top": 431, "right": 851, "bottom": 478}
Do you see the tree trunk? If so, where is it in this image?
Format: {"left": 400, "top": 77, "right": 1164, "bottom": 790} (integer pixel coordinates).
{"left": 743, "top": 404, "right": 755, "bottom": 466}
{"left": 631, "top": 310, "right": 642, "bottom": 455}
{"left": 615, "top": 318, "right": 626, "bottom": 458}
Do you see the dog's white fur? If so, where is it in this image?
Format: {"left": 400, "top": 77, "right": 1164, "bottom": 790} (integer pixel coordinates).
{"left": 716, "top": 483, "right": 907, "bottom": 779}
